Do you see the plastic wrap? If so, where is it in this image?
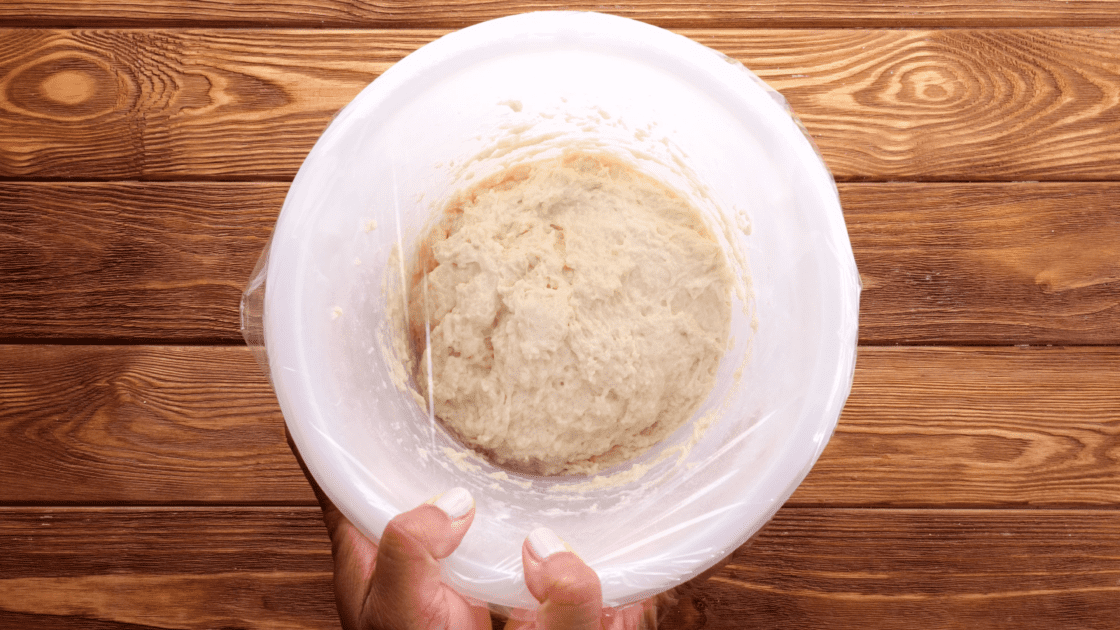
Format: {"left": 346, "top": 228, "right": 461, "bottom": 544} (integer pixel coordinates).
{"left": 240, "top": 11, "right": 860, "bottom": 610}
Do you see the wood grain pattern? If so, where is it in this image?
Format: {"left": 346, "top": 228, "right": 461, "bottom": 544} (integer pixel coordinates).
{"left": 0, "top": 345, "right": 315, "bottom": 505}
{"left": 3, "top": 29, "right": 1120, "bottom": 181}
{"left": 845, "top": 183, "right": 1120, "bottom": 345}
{"left": 3, "top": 1, "right": 1120, "bottom": 29}
{"left": 0, "top": 29, "right": 400, "bottom": 180}
{"left": 693, "top": 508, "right": 1120, "bottom": 630}
{"left": 0, "top": 183, "right": 279, "bottom": 341}
{"left": 689, "top": 28, "right": 1120, "bottom": 182}
{"left": 4, "top": 182, "right": 1118, "bottom": 344}
{"left": 793, "top": 346, "right": 1120, "bottom": 507}
{"left": 0, "top": 507, "right": 337, "bottom": 629}
{"left": 0, "top": 1, "right": 1115, "bottom": 628}
{"left": 1, "top": 506, "right": 1118, "bottom": 629}
{"left": 2, "top": 345, "right": 1117, "bottom": 507}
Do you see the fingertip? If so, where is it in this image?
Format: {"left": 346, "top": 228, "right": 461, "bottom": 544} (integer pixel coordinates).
{"left": 383, "top": 498, "right": 472, "bottom": 563}
{"left": 521, "top": 547, "right": 603, "bottom": 630}
{"left": 371, "top": 499, "right": 477, "bottom": 629}
{"left": 538, "top": 552, "right": 602, "bottom": 604}
{"left": 527, "top": 527, "right": 569, "bottom": 561}
{"left": 521, "top": 530, "right": 603, "bottom": 629}
{"left": 429, "top": 486, "right": 474, "bottom": 521}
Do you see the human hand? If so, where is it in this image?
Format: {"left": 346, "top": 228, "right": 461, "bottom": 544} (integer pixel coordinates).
{"left": 322, "top": 485, "right": 494, "bottom": 630}
{"left": 290, "top": 431, "right": 659, "bottom": 629}
{"left": 319, "top": 485, "right": 656, "bottom": 630}
{"left": 287, "top": 430, "right": 489, "bottom": 629}
{"left": 506, "top": 527, "right": 658, "bottom": 630}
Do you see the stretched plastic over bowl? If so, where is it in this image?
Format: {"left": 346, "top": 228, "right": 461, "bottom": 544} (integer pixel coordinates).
{"left": 241, "top": 11, "right": 859, "bottom": 610}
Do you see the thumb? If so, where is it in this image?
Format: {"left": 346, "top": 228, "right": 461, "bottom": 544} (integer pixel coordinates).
{"left": 371, "top": 487, "right": 476, "bottom": 618}
{"left": 522, "top": 528, "right": 603, "bottom": 630}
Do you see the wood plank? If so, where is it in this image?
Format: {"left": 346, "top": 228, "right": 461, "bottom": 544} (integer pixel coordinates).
{"left": 1, "top": 506, "right": 1118, "bottom": 629}
{"left": 2, "top": 29, "right": 1120, "bottom": 181}
{"left": 0, "top": 507, "right": 332, "bottom": 579}
{"left": 0, "top": 29, "right": 409, "bottom": 181}
{"left": 0, "top": 345, "right": 316, "bottom": 505}
{"left": 0, "top": 507, "right": 337, "bottom": 629}
{"left": 0, "top": 182, "right": 279, "bottom": 342}
{"left": 686, "top": 508, "right": 1120, "bottom": 630}
{"left": 792, "top": 346, "right": 1120, "bottom": 507}
{"left": 3, "top": 1, "right": 1120, "bottom": 29}
{"left": 845, "top": 183, "right": 1120, "bottom": 345}
{"left": 2, "top": 345, "right": 1117, "bottom": 507}
{"left": 4, "top": 182, "right": 1118, "bottom": 344}
{"left": 689, "top": 28, "right": 1120, "bottom": 182}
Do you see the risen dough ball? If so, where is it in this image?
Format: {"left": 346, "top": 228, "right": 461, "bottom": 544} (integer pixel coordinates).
{"left": 409, "top": 153, "right": 732, "bottom": 475}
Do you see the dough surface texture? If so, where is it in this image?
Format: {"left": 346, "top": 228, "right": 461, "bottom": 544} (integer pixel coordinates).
{"left": 410, "top": 154, "right": 732, "bottom": 475}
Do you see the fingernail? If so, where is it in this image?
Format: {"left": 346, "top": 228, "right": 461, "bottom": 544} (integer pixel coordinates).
{"left": 430, "top": 487, "right": 474, "bottom": 520}
{"left": 528, "top": 527, "right": 568, "bottom": 559}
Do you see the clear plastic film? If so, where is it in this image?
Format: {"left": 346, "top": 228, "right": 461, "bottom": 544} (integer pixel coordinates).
{"left": 241, "top": 12, "right": 860, "bottom": 611}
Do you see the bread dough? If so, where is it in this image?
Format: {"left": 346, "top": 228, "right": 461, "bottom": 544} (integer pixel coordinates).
{"left": 409, "top": 153, "right": 732, "bottom": 475}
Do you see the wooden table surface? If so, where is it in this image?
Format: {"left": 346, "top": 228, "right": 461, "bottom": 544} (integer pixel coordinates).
{"left": 2, "top": 2, "right": 1119, "bottom": 628}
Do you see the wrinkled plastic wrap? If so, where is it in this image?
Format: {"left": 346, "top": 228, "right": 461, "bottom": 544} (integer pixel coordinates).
{"left": 240, "top": 12, "right": 860, "bottom": 611}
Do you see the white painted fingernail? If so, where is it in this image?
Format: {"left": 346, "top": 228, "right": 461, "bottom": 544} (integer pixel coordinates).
{"left": 431, "top": 487, "right": 474, "bottom": 520}
{"left": 528, "top": 527, "right": 568, "bottom": 559}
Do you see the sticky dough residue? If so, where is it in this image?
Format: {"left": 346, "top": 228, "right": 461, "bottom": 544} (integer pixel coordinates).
{"left": 377, "top": 98, "right": 755, "bottom": 491}
{"left": 407, "top": 152, "right": 734, "bottom": 476}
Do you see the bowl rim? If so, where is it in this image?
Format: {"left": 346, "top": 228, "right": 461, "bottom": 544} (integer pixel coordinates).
{"left": 264, "top": 10, "right": 860, "bottom": 607}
